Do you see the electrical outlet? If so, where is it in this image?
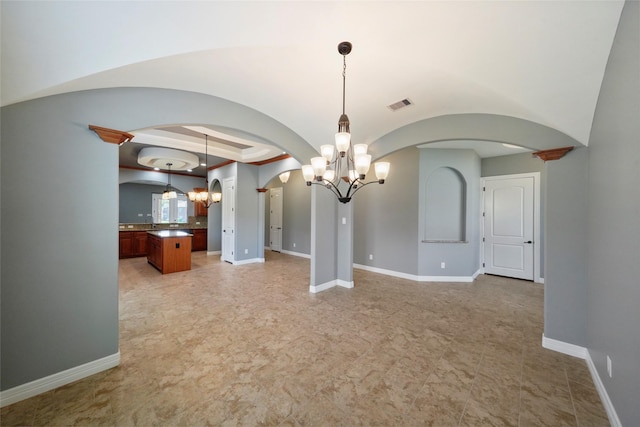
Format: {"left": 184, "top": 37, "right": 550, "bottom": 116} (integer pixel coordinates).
{"left": 607, "top": 355, "right": 612, "bottom": 378}
{"left": 244, "top": 249, "right": 248, "bottom": 254}
{"left": 441, "top": 262, "right": 446, "bottom": 269}
{"left": 369, "top": 254, "right": 373, "bottom": 260}
{"left": 293, "top": 243, "right": 296, "bottom": 248}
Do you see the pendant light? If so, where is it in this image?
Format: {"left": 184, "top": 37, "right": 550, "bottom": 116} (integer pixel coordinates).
{"left": 162, "top": 163, "right": 178, "bottom": 200}
{"left": 301, "top": 41, "right": 390, "bottom": 203}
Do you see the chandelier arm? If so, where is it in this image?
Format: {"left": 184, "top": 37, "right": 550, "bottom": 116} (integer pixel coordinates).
{"left": 326, "top": 181, "right": 345, "bottom": 199}
{"left": 310, "top": 180, "right": 344, "bottom": 200}
{"left": 322, "top": 178, "right": 346, "bottom": 198}
{"left": 345, "top": 178, "right": 381, "bottom": 199}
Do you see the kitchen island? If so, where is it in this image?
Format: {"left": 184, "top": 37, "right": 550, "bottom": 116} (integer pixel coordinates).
{"left": 147, "top": 230, "right": 193, "bottom": 274}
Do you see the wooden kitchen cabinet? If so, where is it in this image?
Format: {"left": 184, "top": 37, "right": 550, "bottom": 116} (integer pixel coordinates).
{"left": 147, "top": 231, "right": 192, "bottom": 274}
{"left": 119, "top": 232, "right": 134, "bottom": 258}
{"left": 119, "top": 231, "right": 149, "bottom": 259}
{"left": 147, "top": 233, "right": 162, "bottom": 269}
{"left": 191, "top": 229, "right": 207, "bottom": 251}
{"left": 133, "top": 231, "right": 147, "bottom": 255}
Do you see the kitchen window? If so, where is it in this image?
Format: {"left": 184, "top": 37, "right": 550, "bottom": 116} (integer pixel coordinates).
{"left": 152, "top": 193, "right": 188, "bottom": 224}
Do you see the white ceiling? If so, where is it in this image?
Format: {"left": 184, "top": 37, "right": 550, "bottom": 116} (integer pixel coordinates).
{"left": 1, "top": 1, "right": 625, "bottom": 161}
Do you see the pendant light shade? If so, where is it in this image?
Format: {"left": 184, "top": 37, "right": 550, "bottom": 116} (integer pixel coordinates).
{"left": 279, "top": 171, "right": 290, "bottom": 184}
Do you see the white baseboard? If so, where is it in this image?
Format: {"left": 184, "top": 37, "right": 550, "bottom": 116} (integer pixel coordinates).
{"left": 232, "top": 257, "right": 265, "bottom": 265}
{"left": 542, "top": 334, "right": 588, "bottom": 358}
{"left": 542, "top": 335, "right": 621, "bottom": 427}
{"left": 353, "top": 264, "right": 480, "bottom": 283}
{"left": 280, "top": 249, "right": 311, "bottom": 259}
{"left": 309, "top": 280, "right": 337, "bottom": 293}
{"left": 337, "top": 279, "right": 354, "bottom": 289}
{"left": 0, "top": 352, "right": 120, "bottom": 408}
{"left": 206, "top": 250, "right": 221, "bottom": 256}
{"left": 584, "top": 350, "right": 623, "bottom": 427}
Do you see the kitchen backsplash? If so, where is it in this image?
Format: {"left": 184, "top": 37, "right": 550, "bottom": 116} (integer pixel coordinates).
{"left": 119, "top": 216, "right": 208, "bottom": 231}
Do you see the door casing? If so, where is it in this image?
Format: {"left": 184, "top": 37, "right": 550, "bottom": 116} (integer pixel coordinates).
{"left": 481, "top": 172, "right": 542, "bottom": 282}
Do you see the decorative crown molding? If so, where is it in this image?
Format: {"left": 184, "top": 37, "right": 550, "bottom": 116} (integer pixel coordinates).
{"left": 89, "top": 125, "right": 134, "bottom": 145}
{"left": 532, "top": 146, "right": 574, "bottom": 162}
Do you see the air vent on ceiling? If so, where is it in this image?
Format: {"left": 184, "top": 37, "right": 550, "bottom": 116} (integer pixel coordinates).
{"left": 387, "top": 98, "right": 413, "bottom": 111}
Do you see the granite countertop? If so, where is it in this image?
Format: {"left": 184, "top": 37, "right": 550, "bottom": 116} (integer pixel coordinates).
{"left": 119, "top": 224, "right": 207, "bottom": 231}
{"left": 147, "top": 230, "right": 193, "bottom": 238}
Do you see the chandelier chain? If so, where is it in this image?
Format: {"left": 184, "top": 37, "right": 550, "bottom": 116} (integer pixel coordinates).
{"left": 342, "top": 55, "right": 347, "bottom": 115}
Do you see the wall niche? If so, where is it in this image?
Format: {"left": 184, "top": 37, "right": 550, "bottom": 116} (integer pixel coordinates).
{"left": 424, "top": 166, "right": 467, "bottom": 242}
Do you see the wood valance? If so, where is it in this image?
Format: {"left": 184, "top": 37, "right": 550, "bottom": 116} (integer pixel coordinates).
{"left": 532, "top": 146, "right": 574, "bottom": 162}
{"left": 89, "top": 125, "right": 134, "bottom": 145}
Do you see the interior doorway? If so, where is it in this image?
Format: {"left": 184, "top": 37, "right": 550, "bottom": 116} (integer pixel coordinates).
{"left": 269, "top": 187, "right": 283, "bottom": 252}
{"left": 221, "top": 177, "right": 236, "bottom": 263}
{"left": 482, "top": 173, "right": 541, "bottom": 282}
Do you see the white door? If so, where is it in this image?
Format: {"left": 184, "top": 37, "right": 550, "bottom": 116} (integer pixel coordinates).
{"left": 483, "top": 176, "right": 534, "bottom": 280}
{"left": 269, "top": 187, "right": 283, "bottom": 252}
{"left": 221, "top": 177, "right": 235, "bottom": 263}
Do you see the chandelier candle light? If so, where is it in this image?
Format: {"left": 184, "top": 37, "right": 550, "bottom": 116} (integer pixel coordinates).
{"left": 279, "top": 171, "right": 290, "bottom": 184}
{"left": 188, "top": 134, "right": 220, "bottom": 207}
{"left": 302, "top": 41, "right": 390, "bottom": 203}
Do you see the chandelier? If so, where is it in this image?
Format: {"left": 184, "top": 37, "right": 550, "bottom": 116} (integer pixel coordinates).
{"left": 302, "top": 41, "right": 390, "bottom": 204}
{"left": 162, "top": 163, "right": 177, "bottom": 200}
{"left": 188, "top": 134, "right": 220, "bottom": 207}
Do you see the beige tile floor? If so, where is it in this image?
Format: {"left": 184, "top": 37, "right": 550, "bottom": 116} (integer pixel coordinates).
{"left": 2, "top": 251, "right": 609, "bottom": 426}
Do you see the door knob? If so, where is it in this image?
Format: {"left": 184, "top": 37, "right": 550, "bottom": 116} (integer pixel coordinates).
{"left": 524, "top": 241, "right": 532, "bottom": 244}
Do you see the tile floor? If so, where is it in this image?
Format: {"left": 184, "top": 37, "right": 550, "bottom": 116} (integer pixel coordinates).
{"left": 1, "top": 251, "right": 609, "bottom": 426}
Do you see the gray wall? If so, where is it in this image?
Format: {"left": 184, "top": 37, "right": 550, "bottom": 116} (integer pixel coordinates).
{"left": 310, "top": 185, "right": 338, "bottom": 287}
{"left": 119, "top": 174, "right": 207, "bottom": 223}
{"left": 265, "top": 170, "right": 311, "bottom": 256}
{"left": 119, "top": 182, "right": 170, "bottom": 223}
{"left": 207, "top": 187, "right": 223, "bottom": 252}
{"left": 353, "top": 147, "right": 420, "bottom": 274}
{"left": 418, "top": 148, "right": 481, "bottom": 277}
{"left": 544, "top": 147, "right": 589, "bottom": 346}
{"left": 481, "top": 152, "right": 545, "bottom": 177}
{"left": 585, "top": 1, "right": 640, "bottom": 424}
{"left": 235, "top": 163, "right": 260, "bottom": 261}
{"left": 208, "top": 164, "right": 238, "bottom": 253}
{"left": 1, "top": 93, "right": 120, "bottom": 390}
{"left": 282, "top": 171, "right": 311, "bottom": 255}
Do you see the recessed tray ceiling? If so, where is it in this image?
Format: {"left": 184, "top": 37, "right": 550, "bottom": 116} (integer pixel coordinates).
{"left": 137, "top": 147, "right": 200, "bottom": 171}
